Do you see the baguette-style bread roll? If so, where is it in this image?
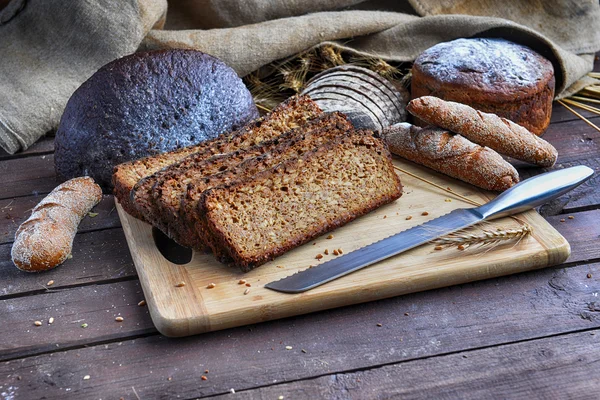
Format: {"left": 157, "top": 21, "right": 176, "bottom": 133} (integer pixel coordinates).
{"left": 384, "top": 123, "right": 519, "bottom": 191}
{"left": 407, "top": 96, "right": 557, "bottom": 167}
{"left": 11, "top": 177, "right": 102, "bottom": 272}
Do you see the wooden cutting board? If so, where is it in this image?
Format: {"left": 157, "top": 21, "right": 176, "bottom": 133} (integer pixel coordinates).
{"left": 116, "top": 159, "right": 570, "bottom": 337}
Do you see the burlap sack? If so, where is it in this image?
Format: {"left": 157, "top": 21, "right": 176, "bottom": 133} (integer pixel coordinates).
{"left": 144, "top": 0, "right": 600, "bottom": 97}
{"left": 1, "top": 0, "right": 598, "bottom": 154}
{"left": 0, "top": 0, "right": 167, "bottom": 154}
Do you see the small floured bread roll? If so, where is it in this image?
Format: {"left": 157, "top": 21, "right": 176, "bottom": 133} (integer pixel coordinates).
{"left": 11, "top": 177, "right": 102, "bottom": 272}
{"left": 384, "top": 123, "right": 519, "bottom": 192}
{"left": 407, "top": 96, "right": 558, "bottom": 168}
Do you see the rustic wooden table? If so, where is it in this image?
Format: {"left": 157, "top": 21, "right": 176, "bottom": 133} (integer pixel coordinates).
{"left": 1, "top": 56, "right": 599, "bottom": 399}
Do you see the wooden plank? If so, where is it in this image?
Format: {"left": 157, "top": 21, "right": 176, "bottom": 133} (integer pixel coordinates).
{"left": 0, "top": 205, "right": 589, "bottom": 302}
{"left": 0, "top": 195, "right": 120, "bottom": 245}
{"left": 517, "top": 157, "right": 600, "bottom": 216}
{"left": 1, "top": 260, "right": 599, "bottom": 398}
{"left": 0, "top": 206, "right": 596, "bottom": 361}
{"left": 550, "top": 101, "right": 600, "bottom": 124}
{"left": 546, "top": 210, "right": 600, "bottom": 263}
{"left": 542, "top": 118, "right": 600, "bottom": 161}
{"left": 0, "top": 228, "right": 136, "bottom": 299}
{"left": 0, "top": 136, "right": 54, "bottom": 161}
{"left": 223, "top": 329, "right": 600, "bottom": 400}
{"left": 515, "top": 116, "right": 600, "bottom": 215}
{"left": 0, "top": 280, "right": 153, "bottom": 361}
{"left": 0, "top": 154, "right": 58, "bottom": 200}
{"left": 116, "top": 155, "right": 571, "bottom": 337}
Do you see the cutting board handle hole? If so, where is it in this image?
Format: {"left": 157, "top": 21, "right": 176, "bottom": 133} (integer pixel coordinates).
{"left": 152, "top": 227, "right": 193, "bottom": 265}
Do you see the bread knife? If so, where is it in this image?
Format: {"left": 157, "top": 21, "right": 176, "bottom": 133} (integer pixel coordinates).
{"left": 265, "top": 165, "right": 594, "bottom": 294}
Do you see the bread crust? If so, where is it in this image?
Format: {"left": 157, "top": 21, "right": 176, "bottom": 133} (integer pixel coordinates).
{"left": 384, "top": 123, "right": 519, "bottom": 192}
{"left": 407, "top": 96, "right": 557, "bottom": 167}
{"left": 200, "top": 131, "right": 402, "bottom": 272}
{"left": 181, "top": 114, "right": 354, "bottom": 253}
{"left": 411, "top": 38, "right": 555, "bottom": 135}
{"left": 131, "top": 98, "right": 327, "bottom": 242}
{"left": 11, "top": 177, "right": 102, "bottom": 272}
{"left": 56, "top": 49, "right": 259, "bottom": 189}
{"left": 114, "top": 95, "right": 322, "bottom": 220}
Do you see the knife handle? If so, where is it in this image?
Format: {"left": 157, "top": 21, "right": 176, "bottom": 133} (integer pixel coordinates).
{"left": 474, "top": 165, "right": 594, "bottom": 220}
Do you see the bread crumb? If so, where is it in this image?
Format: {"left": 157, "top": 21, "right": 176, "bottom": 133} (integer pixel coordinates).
{"left": 315, "top": 253, "right": 323, "bottom": 260}
{"left": 46, "top": 280, "right": 54, "bottom": 286}
{"left": 115, "top": 317, "right": 124, "bottom": 322}
{"left": 245, "top": 283, "right": 251, "bottom": 287}
{"left": 48, "top": 317, "right": 54, "bottom": 324}
{"left": 406, "top": 215, "right": 412, "bottom": 220}
{"left": 138, "top": 300, "right": 146, "bottom": 307}
{"left": 568, "top": 215, "right": 574, "bottom": 219}
{"left": 83, "top": 375, "right": 90, "bottom": 380}
{"left": 324, "top": 249, "right": 329, "bottom": 255}
{"left": 34, "top": 320, "right": 42, "bottom": 326}
{"left": 434, "top": 246, "right": 443, "bottom": 251}
{"left": 560, "top": 219, "right": 565, "bottom": 222}
{"left": 421, "top": 211, "right": 429, "bottom": 216}
{"left": 207, "top": 283, "right": 216, "bottom": 289}
{"left": 201, "top": 375, "right": 208, "bottom": 381}
{"left": 175, "top": 282, "right": 186, "bottom": 287}
{"left": 285, "top": 346, "right": 293, "bottom": 350}
{"left": 457, "top": 245, "right": 465, "bottom": 250}
{"left": 587, "top": 273, "right": 592, "bottom": 279}
{"left": 332, "top": 249, "right": 339, "bottom": 256}
{"left": 244, "top": 288, "right": 250, "bottom": 295}
{"left": 326, "top": 234, "right": 334, "bottom": 239}
{"left": 238, "top": 279, "right": 246, "bottom": 285}
{"left": 338, "top": 248, "right": 343, "bottom": 255}
{"left": 445, "top": 198, "right": 452, "bottom": 202}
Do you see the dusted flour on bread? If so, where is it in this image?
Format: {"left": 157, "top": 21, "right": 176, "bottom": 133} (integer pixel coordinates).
{"left": 411, "top": 38, "right": 554, "bottom": 135}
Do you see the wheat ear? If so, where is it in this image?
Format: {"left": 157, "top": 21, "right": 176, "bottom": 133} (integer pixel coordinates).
{"left": 432, "top": 225, "right": 533, "bottom": 248}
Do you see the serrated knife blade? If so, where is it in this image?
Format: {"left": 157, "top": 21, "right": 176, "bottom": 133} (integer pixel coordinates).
{"left": 265, "top": 165, "right": 594, "bottom": 294}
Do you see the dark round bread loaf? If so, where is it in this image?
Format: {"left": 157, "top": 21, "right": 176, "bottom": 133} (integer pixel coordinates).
{"left": 411, "top": 38, "right": 554, "bottom": 136}
{"left": 55, "top": 49, "right": 259, "bottom": 190}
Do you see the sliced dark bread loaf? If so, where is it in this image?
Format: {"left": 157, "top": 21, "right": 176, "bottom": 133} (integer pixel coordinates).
{"left": 152, "top": 113, "right": 352, "bottom": 248}
{"left": 131, "top": 97, "right": 326, "bottom": 232}
{"left": 114, "top": 95, "right": 322, "bottom": 219}
{"left": 200, "top": 130, "right": 403, "bottom": 272}
{"left": 177, "top": 113, "right": 354, "bottom": 251}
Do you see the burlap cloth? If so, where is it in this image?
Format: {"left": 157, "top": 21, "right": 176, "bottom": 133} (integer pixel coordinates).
{"left": 1, "top": 0, "right": 599, "bottom": 154}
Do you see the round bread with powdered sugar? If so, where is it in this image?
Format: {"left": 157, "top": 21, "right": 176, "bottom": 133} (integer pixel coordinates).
{"left": 411, "top": 38, "right": 554, "bottom": 136}
{"left": 55, "top": 49, "right": 258, "bottom": 190}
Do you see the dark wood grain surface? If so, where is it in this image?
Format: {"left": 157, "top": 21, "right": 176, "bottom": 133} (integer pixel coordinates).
{"left": 0, "top": 57, "right": 599, "bottom": 399}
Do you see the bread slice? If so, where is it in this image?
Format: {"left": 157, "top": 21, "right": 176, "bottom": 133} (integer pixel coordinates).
{"left": 200, "top": 130, "right": 403, "bottom": 271}
{"left": 154, "top": 113, "right": 353, "bottom": 248}
{"left": 177, "top": 113, "right": 354, "bottom": 251}
{"left": 113, "top": 95, "right": 322, "bottom": 219}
